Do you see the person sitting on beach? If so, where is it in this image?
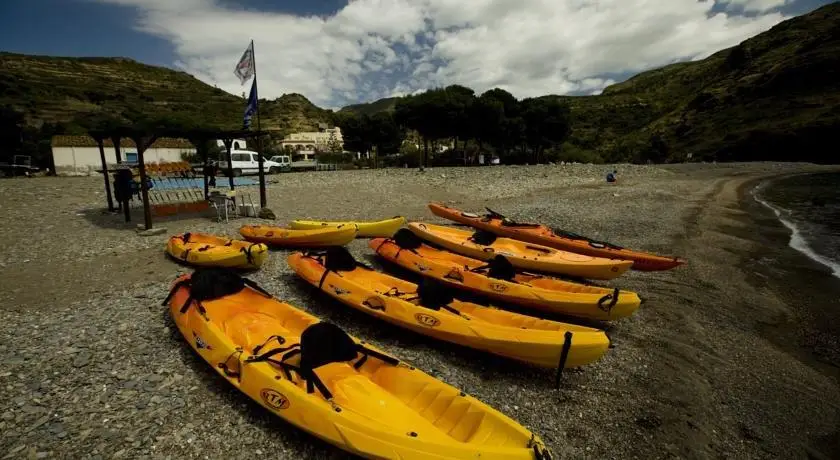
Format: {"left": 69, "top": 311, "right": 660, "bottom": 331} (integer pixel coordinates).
{"left": 606, "top": 170, "right": 618, "bottom": 183}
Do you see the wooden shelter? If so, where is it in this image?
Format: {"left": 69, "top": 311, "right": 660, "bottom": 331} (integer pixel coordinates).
{"left": 94, "top": 126, "right": 270, "bottom": 230}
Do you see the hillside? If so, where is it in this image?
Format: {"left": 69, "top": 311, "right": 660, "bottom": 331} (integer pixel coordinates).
{"left": 340, "top": 3, "right": 840, "bottom": 163}
{"left": 340, "top": 97, "right": 400, "bottom": 116}
{"left": 0, "top": 53, "right": 333, "bottom": 136}
{"left": 261, "top": 94, "right": 334, "bottom": 134}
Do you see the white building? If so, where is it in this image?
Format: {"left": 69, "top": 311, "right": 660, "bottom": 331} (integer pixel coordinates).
{"left": 51, "top": 135, "right": 196, "bottom": 176}
{"left": 277, "top": 125, "right": 343, "bottom": 152}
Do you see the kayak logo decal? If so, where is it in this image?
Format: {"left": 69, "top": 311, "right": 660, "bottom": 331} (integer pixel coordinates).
{"left": 415, "top": 313, "right": 440, "bottom": 328}
{"left": 414, "top": 263, "right": 430, "bottom": 272}
{"left": 329, "top": 284, "right": 350, "bottom": 295}
{"left": 260, "top": 389, "right": 290, "bottom": 410}
{"left": 193, "top": 331, "right": 212, "bottom": 350}
{"left": 489, "top": 282, "right": 507, "bottom": 293}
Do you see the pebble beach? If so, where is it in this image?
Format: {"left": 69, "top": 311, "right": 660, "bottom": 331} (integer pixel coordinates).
{"left": 2, "top": 162, "right": 840, "bottom": 459}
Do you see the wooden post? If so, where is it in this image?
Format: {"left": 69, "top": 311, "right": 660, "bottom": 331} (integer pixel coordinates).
{"left": 256, "top": 134, "right": 266, "bottom": 208}
{"left": 133, "top": 135, "right": 157, "bottom": 230}
{"left": 96, "top": 137, "right": 115, "bottom": 212}
{"left": 202, "top": 149, "right": 210, "bottom": 200}
{"left": 189, "top": 136, "right": 211, "bottom": 200}
{"left": 123, "top": 194, "right": 131, "bottom": 222}
{"left": 223, "top": 138, "right": 235, "bottom": 190}
{"left": 110, "top": 135, "right": 123, "bottom": 164}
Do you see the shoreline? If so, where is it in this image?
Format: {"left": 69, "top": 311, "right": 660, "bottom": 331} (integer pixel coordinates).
{"left": 750, "top": 174, "right": 840, "bottom": 279}
{"left": 1, "top": 163, "right": 840, "bottom": 459}
{"left": 738, "top": 173, "right": 840, "bottom": 375}
{"left": 738, "top": 173, "right": 840, "bottom": 456}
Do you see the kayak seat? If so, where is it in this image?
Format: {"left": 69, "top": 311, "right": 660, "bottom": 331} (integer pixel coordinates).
{"left": 323, "top": 246, "right": 358, "bottom": 272}
{"left": 392, "top": 228, "right": 423, "bottom": 250}
{"left": 486, "top": 256, "right": 516, "bottom": 281}
{"left": 415, "top": 278, "right": 454, "bottom": 311}
{"left": 469, "top": 230, "right": 497, "bottom": 246}
{"left": 299, "top": 322, "right": 359, "bottom": 371}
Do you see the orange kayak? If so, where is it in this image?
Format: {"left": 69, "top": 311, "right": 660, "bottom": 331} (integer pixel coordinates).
{"left": 370, "top": 231, "right": 641, "bottom": 321}
{"left": 407, "top": 222, "right": 632, "bottom": 279}
{"left": 428, "top": 202, "right": 685, "bottom": 271}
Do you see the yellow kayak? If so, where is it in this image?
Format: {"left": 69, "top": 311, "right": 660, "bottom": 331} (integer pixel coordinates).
{"left": 239, "top": 224, "right": 357, "bottom": 247}
{"left": 408, "top": 222, "right": 632, "bottom": 279}
{"left": 164, "top": 269, "right": 553, "bottom": 460}
{"left": 289, "top": 216, "right": 405, "bottom": 238}
{"left": 166, "top": 232, "right": 268, "bottom": 269}
{"left": 289, "top": 248, "right": 610, "bottom": 370}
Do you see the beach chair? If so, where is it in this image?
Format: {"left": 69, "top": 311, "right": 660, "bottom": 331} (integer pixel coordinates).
{"left": 208, "top": 190, "right": 239, "bottom": 222}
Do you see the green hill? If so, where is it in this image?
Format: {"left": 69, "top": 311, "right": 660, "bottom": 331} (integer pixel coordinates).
{"left": 0, "top": 53, "right": 242, "bottom": 129}
{"left": 0, "top": 53, "right": 333, "bottom": 136}
{"left": 340, "top": 97, "right": 400, "bottom": 116}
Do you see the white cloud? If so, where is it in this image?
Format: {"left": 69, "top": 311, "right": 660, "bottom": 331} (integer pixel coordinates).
{"left": 720, "top": 0, "right": 792, "bottom": 13}
{"left": 95, "top": 0, "right": 790, "bottom": 108}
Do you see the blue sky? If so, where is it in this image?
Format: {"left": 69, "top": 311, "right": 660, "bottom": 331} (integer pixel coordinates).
{"left": 0, "top": 0, "right": 834, "bottom": 108}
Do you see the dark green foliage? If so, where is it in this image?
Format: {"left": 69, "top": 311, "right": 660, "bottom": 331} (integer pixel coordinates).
{"left": 335, "top": 111, "right": 405, "bottom": 162}
{"left": 340, "top": 97, "right": 400, "bottom": 116}
{"left": 390, "top": 86, "right": 572, "bottom": 166}
{"left": 521, "top": 97, "right": 572, "bottom": 162}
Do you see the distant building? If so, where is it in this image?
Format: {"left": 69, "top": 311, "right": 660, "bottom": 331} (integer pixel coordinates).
{"left": 50, "top": 135, "right": 195, "bottom": 176}
{"left": 277, "top": 126, "right": 343, "bottom": 152}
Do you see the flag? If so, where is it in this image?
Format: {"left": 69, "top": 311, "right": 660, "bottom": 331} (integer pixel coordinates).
{"left": 243, "top": 78, "right": 258, "bottom": 129}
{"left": 234, "top": 40, "right": 255, "bottom": 85}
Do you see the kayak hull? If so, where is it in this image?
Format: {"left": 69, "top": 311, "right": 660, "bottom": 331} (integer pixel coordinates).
{"left": 428, "top": 202, "right": 685, "bottom": 271}
{"left": 408, "top": 222, "right": 633, "bottom": 279}
{"left": 166, "top": 272, "right": 551, "bottom": 460}
{"left": 240, "top": 224, "right": 357, "bottom": 247}
{"left": 370, "top": 237, "right": 641, "bottom": 321}
{"left": 288, "top": 252, "right": 610, "bottom": 369}
{"left": 166, "top": 232, "right": 268, "bottom": 269}
{"left": 290, "top": 217, "right": 406, "bottom": 238}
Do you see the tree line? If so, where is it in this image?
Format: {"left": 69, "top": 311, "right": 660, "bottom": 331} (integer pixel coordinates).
{"left": 334, "top": 85, "right": 572, "bottom": 167}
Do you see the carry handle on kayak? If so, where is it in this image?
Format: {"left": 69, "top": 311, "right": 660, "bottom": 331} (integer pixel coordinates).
{"left": 524, "top": 245, "right": 552, "bottom": 254}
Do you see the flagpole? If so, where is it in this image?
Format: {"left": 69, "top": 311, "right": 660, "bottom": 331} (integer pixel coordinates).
{"left": 251, "top": 39, "right": 267, "bottom": 208}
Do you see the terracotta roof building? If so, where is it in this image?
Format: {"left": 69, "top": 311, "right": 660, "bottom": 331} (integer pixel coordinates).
{"left": 51, "top": 135, "right": 194, "bottom": 149}
{"left": 50, "top": 135, "right": 196, "bottom": 176}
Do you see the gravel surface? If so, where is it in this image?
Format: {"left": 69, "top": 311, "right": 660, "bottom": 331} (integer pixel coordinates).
{"left": 1, "top": 162, "right": 840, "bottom": 459}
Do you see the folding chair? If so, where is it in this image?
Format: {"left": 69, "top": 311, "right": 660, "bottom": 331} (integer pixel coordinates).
{"left": 208, "top": 191, "right": 237, "bottom": 222}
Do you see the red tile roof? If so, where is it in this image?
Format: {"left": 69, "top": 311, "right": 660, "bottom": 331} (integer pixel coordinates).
{"left": 51, "top": 135, "right": 194, "bottom": 149}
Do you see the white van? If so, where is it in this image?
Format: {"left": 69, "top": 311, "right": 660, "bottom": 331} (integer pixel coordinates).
{"left": 217, "top": 150, "right": 283, "bottom": 176}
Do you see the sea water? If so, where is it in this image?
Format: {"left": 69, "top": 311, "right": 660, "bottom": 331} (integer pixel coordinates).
{"left": 753, "top": 172, "right": 840, "bottom": 279}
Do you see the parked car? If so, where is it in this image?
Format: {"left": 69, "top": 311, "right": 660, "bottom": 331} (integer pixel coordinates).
{"left": 217, "top": 150, "right": 284, "bottom": 176}
{"left": 268, "top": 155, "right": 292, "bottom": 172}
{"left": 291, "top": 151, "right": 318, "bottom": 171}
